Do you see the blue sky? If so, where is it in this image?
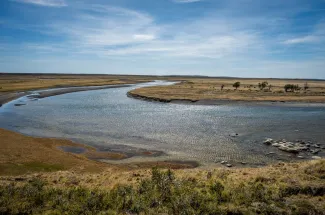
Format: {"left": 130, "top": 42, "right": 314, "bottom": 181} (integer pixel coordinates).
{"left": 0, "top": 0, "right": 325, "bottom": 78}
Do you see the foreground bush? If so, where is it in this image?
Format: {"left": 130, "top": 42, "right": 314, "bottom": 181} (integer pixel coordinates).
{"left": 0, "top": 166, "right": 325, "bottom": 214}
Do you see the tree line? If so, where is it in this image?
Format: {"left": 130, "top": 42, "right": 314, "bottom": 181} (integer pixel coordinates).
{"left": 225, "top": 81, "right": 310, "bottom": 92}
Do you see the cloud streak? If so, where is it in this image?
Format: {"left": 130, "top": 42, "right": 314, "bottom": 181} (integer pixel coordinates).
{"left": 173, "top": 0, "right": 202, "bottom": 3}
{"left": 283, "top": 36, "right": 320, "bottom": 44}
{"left": 11, "top": 0, "right": 67, "bottom": 7}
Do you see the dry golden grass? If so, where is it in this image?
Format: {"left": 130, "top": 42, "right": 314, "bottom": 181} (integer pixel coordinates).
{"left": 0, "top": 74, "right": 155, "bottom": 93}
{"left": 129, "top": 78, "right": 325, "bottom": 102}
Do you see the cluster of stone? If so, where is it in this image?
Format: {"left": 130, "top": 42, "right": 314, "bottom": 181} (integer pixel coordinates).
{"left": 263, "top": 138, "right": 323, "bottom": 155}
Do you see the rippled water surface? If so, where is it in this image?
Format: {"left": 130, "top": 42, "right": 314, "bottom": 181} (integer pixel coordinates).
{"left": 1, "top": 81, "right": 325, "bottom": 166}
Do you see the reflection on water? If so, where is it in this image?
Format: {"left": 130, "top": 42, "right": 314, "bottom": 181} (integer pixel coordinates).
{"left": 1, "top": 81, "right": 325, "bottom": 166}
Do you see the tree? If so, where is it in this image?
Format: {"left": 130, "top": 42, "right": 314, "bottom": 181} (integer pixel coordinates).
{"left": 284, "top": 84, "right": 292, "bottom": 92}
{"left": 233, "top": 82, "right": 240, "bottom": 90}
{"left": 304, "top": 82, "right": 309, "bottom": 91}
{"left": 258, "top": 81, "right": 268, "bottom": 90}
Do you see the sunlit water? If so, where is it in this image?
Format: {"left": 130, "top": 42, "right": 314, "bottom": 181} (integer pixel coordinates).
{"left": 1, "top": 81, "right": 325, "bottom": 166}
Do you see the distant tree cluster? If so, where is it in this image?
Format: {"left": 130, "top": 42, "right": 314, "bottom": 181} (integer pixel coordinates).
{"left": 284, "top": 84, "right": 301, "bottom": 92}
{"left": 228, "top": 81, "right": 309, "bottom": 93}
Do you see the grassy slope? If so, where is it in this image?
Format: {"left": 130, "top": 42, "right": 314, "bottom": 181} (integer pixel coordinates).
{"left": 0, "top": 129, "right": 324, "bottom": 214}
{"left": 129, "top": 78, "right": 325, "bottom": 102}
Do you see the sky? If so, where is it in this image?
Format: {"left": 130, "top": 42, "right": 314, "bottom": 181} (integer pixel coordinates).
{"left": 0, "top": 0, "right": 325, "bottom": 78}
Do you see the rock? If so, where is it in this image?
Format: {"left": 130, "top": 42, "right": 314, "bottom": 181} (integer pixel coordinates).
{"left": 311, "top": 149, "right": 321, "bottom": 154}
{"left": 220, "top": 161, "right": 227, "bottom": 164}
{"left": 272, "top": 143, "right": 281, "bottom": 147}
{"left": 313, "top": 144, "right": 321, "bottom": 148}
{"left": 306, "top": 144, "right": 311, "bottom": 147}
{"left": 266, "top": 152, "right": 275, "bottom": 155}
{"left": 226, "top": 164, "right": 232, "bottom": 168}
{"left": 230, "top": 133, "right": 238, "bottom": 137}
{"left": 278, "top": 146, "right": 300, "bottom": 154}
{"left": 241, "top": 161, "right": 247, "bottom": 165}
{"left": 263, "top": 138, "right": 274, "bottom": 145}
{"left": 14, "top": 103, "right": 26, "bottom": 106}
{"left": 297, "top": 156, "right": 304, "bottom": 159}
{"left": 312, "top": 156, "right": 321, "bottom": 160}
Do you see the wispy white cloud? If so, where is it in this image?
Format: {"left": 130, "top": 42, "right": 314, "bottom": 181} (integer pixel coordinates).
{"left": 283, "top": 35, "right": 320, "bottom": 44}
{"left": 24, "top": 4, "right": 260, "bottom": 59}
{"left": 283, "top": 20, "right": 325, "bottom": 45}
{"left": 133, "top": 34, "right": 156, "bottom": 41}
{"left": 173, "top": 0, "right": 202, "bottom": 3}
{"left": 11, "top": 0, "right": 67, "bottom": 7}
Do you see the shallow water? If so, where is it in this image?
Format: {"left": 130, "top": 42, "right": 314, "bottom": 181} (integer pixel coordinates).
{"left": 1, "top": 81, "right": 325, "bottom": 166}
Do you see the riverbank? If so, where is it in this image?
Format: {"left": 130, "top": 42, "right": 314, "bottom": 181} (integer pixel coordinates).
{"left": 128, "top": 78, "right": 325, "bottom": 104}
{"left": 0, "top": 128, "right": 199, "bottom": 176}
{"left": 128, "top": 91, "right": 325, "bottom": 107}
{"left": 0, "top": 85, "right": 134, "bottom": 107}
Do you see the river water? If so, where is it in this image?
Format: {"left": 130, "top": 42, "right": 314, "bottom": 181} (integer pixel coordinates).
{"left": 1, "top": 81, "right": 325, "bottom": 166}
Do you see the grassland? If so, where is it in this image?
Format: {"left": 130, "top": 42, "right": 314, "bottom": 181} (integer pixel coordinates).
{"left": 0, "top": 74, "right": 156, "bottom": 93}
{"left": 129, "top": 78, "right": 325, "bottom": 103}
{"left": 1, "top": 160, "right": 324, "bottom": 214}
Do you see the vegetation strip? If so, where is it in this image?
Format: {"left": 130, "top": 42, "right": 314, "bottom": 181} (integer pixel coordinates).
{"left": 128, "top": 78, "right": 325, "bottom": 104}
{"left": 1, "top": 163, "right": 324, "bottom": 214}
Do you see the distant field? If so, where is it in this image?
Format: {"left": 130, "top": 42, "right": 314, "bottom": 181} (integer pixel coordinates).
{"left": 0, "top": 74, "right": 157, "bottom": 93}
{"left": 2, "top": 73, "right": 325, "bottom": 102}
{"left": 129, "top": 78, "right": 325, "bottom": 103}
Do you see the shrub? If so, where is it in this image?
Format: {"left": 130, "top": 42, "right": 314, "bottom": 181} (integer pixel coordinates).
{"left": 0, "top": 167, "right": 324, "bottom": 214}
{"left": 284, "top": 84, "right": 301, "bottom": 92}
{"left": 258, "top": 81, "right": 268, "bottom": 90}
{"left": 233, "top": 82, "right": 240, "bottom": 90}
